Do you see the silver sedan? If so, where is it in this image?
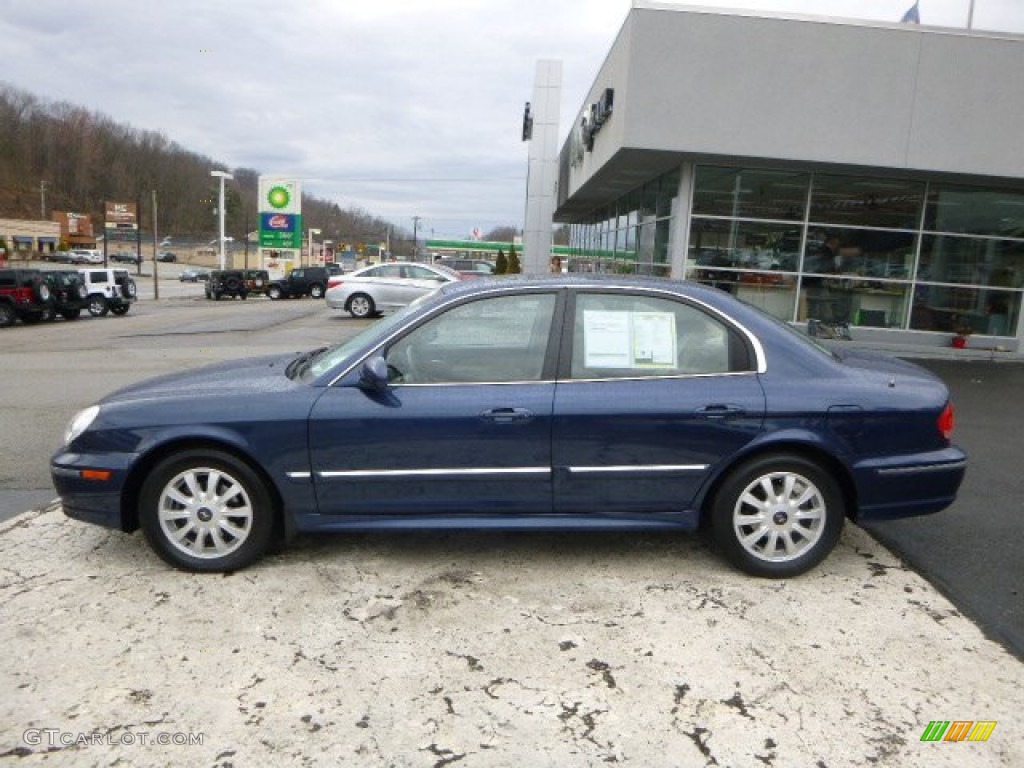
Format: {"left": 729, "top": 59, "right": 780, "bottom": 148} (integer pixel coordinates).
{"left": 325, "top": 261, "right": 461, "bottom": 318}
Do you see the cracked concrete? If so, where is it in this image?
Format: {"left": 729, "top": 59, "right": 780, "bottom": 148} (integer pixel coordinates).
{"left": 1, "top": 503, "right": 1021, "bottom": 767}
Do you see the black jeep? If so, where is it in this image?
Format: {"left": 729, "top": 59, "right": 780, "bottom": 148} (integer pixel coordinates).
{"left": 205, "top": 269, "right": 270, "bottom": 300}
{"left": 0, "top": 268, "right": 53, "bottom": 327}
{"left": 266, "top": 266, "right": 329, "bottom": 300}
{"left": 42, "top": 270, "right": 89, "bottom": 320}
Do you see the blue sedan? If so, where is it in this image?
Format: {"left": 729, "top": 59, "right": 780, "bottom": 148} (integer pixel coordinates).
{"left": 51, "top": 276, "right": 966, "bottom": 577}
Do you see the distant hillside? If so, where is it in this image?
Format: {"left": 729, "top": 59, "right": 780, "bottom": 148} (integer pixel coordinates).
{"left": 0, "top": 83, "right": 404, "bottom": 247}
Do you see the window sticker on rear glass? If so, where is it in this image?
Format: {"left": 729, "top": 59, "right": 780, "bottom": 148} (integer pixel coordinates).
{"left": 582, "top": 310, "right": 677, "bottom": 369}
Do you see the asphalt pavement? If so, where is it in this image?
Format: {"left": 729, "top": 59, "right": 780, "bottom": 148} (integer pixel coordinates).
{"left": 862, "top": 358, "right": 1024, "bottom": 660}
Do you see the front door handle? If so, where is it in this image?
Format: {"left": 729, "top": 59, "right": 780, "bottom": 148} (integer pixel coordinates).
{"left": 695, "top": 404, "right": 747, "bottom": 420}
{"left": 480, "top": 407, "right": 535, "bottom": 424}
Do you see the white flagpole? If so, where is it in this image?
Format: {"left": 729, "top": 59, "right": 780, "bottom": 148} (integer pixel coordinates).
{"left": 968, "top": 0, "right": 976, "bottom": 29}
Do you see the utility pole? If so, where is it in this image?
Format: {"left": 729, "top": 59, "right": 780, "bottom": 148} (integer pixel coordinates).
{"left": 152, "top": 190, "right": 160, "bottom": 300}
{"left": 967, "top": 0, "right": 976, "bottom": 29}
{"left": 412, "top": 216, "right": 421, "bottom": 260}
{"left": 40, "top": 180, "right": 49, "bottom": 219}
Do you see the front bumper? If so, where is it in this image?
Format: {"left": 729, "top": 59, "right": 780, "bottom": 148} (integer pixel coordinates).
{"left": 51, "top": 451, "right": 138, "bottom": 531}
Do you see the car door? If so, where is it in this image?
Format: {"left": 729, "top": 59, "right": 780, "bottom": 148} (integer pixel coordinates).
{"left": 552, "top": 290, "right": 766, "bottom": 516}
{"left": 308, "top": 291, "right": 562, "bottom": 516}
{"left": 361, "top": 264, "right": 410, "bottom": 308}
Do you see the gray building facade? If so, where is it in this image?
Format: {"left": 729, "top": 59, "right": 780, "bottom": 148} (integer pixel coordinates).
{"left": 555, "top": 3, "right": 1024, "bottom": 349}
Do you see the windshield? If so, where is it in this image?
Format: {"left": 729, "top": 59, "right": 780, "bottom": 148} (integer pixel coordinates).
{"left": 302, "top": 295, "right": 433, "bottom": 381}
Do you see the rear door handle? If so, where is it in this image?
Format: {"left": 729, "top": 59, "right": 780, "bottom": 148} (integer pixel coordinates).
{"left": 480, "top": 407, "right": 534, "bottom": 424}
{"left": 695, "top": 404, "right": 746, "bottom": 420}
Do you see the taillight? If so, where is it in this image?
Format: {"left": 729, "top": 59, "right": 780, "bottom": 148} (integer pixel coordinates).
{"left": 327, "top": 277, "right": 344, "bottom": 289}
{"left": 937, "top": 401, "right": 955, "bottom": 441}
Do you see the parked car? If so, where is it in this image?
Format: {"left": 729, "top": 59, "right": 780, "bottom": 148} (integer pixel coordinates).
{"left": 110, "top": 251, "right": 140, "bottom": 264}
{"left": 179, "top": 267, "right": 211, "bottom": 283}
{"left": 325, "top": 261, "right": 460, "bottom": 318}
{"left": 41, "top": 270, "right": 89, "bottom": 320}
{"left": 156, "top": 251, "right": 177, "bottom": 262}
{"left": 266, "top": 266, "right": 330, "bottom": 300}
{"left": 436, "top": 257, "right": 496, "bottom": 278}
{"left": 0, "top": 268, "right": 52, "bottom": 326}
{"left": 205, "top": 269, "right": 269, "bottom": 300}
{"left": 69, "top": 249, "right": 104, "bottom": 265}
{"left": 78, "top": 268, "right": 136, "bottom": 316}
{"left": 324, "top": 262, "right": 343, "bottom": 276}
{"left": 50, "top": 275, "right": 968, "bottom": 574}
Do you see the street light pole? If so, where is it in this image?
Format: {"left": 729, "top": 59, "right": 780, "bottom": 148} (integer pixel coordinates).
{"left": 412, "top": 216, "right": 421, "bottom": 260}
{"left": 210, "top": 170, "right": 233, "bottom": 270}
{"left": 308, "top": 228, "right": 321, "bottom": 266}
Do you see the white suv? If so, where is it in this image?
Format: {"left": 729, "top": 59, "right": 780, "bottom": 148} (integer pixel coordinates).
{"left": 78, "top": 268, "right": 137, "bottom": 316}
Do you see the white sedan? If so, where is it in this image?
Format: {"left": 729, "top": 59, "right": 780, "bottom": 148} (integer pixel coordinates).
{"left": 325, "top": 261, "right": 461, "bottom": 318}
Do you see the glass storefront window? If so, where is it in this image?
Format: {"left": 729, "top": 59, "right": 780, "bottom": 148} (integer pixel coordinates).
{"left": 689, "top": 219, "right": 802, "bottom": 272}
{"left": 799, "top": 277, "right": 910, "bottom": 329}
{"left": 917, "top": 235, "right": 1024, "bottom": 288}
{"left": 910, "top": 284, "right": 1018, "bottom": 336}
{"left": 809, "top": 174, "right": 925, "bottom": 229}
{"left": 924, "top": 184, "right": 1024, "bottom": 236}
{"left": 693, "top": 167, "right": 809, "bottom": 221}
{"left": 802, "top": 227, "right": 916, "bottom": 280}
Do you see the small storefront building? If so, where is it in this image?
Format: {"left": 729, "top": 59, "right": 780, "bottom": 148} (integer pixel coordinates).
{"left": 555, "top": 4, "right": 1024, "bottom": 350}
{"left": 0, "top": 218, "right": 62, "bottom": 263}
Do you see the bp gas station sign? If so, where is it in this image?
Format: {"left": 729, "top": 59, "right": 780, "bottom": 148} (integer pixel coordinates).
{"left": 258, "top": 177, "right": 302, "bottom": 250}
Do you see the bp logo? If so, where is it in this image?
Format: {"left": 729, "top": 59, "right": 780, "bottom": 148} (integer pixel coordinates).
{"left": 267, "top": 185, "right": 291, "bottom": 209}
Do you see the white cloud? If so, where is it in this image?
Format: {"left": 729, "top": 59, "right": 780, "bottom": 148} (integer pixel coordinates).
{"left": 2, "top": 0, "right": 1021, "bottom": 237}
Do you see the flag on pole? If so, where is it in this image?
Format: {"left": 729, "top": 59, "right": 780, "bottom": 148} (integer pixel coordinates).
{"left": 901, "top": 1, "right": 920, "bottom": 23}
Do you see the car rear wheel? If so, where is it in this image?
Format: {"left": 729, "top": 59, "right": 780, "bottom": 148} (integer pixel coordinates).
{"left": 268, "top": 286, "right": 282, "bottom": 300}
{"left": 110, "top": 303, "right": 130, "bottom": 316}
{"left": 88, "top": 296, "right": 109, "bottom": 317}
{"left": 710, "top": 454, "right": 844, "bottom": 578}
{"left": 348, "top": 293, "right": 375, "bottom": 318}
{"left": 139, "top": 449, "right": 275, "bottom": 572}
{"left": 309, "top": 284, "right": 324, "bottom": 299}
{"left": 61, "top": 308, "right": 81, "bottom": 321}
{"left": 0, "top": 304, "right": 14, "bottom": 327}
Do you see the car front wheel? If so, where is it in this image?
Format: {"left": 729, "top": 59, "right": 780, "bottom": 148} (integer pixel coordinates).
{"left": 710, "top": 454, "right": 844, "bottom": 578}
{"left": 348, "top": 293, "right": 375, "bottom": 318}
{"left": 110, "top": 303, "right": 130, "bottom": 316}
{"left": 268, "top": 286, "right": 282, "bottom": 300}
{"left": 139, "top": 449, "right": 275, "bottom": 572}
{"left": 88, "top": 296, "right": 109, "bottom": 317}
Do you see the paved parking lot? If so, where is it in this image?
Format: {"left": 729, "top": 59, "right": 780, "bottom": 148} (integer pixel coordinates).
{"left": 1, "top": 293, "right": 1021, "bottom": 766}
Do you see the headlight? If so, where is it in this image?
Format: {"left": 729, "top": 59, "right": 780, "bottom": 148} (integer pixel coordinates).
{"left": 64, "top": 405, "right": 100, "bottom": 445}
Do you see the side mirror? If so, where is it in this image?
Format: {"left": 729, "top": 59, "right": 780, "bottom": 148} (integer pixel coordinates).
{"left": 358, "top": 355, "right": 390, "bottom": 391}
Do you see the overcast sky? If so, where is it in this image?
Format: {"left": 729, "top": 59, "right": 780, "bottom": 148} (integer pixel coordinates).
{"left": 3, "top": 0, "right": 1022, "bottom": 239}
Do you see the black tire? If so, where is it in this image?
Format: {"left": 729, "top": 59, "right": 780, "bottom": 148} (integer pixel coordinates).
{"left": 309, "top": 284, "right": 325, "bottom": 299}
{"left": 21, "top": 310, "right": 45, "bottom": 324}
{"left": 268, "top": 285, "right": 282, "bottom": 300}
{"left": 710, "top": 453, "right": 844, "bottom": 578}
{"left": 348, "top": 293, "right": 375, "bottom": 318}
{"left": 240, "top": 291, "right": 248, "bottom": 300}
{"left": 88, "top": 296, "right": 109, "bottom": 317}
{"left": 139, "top": 449, "right": 276, "bottom": 572}
{"left": 121, "top": 278, "right": 137, "bottom": 299}
{"left": 61, "top": 308, "right": 82, "bottom": 321}
{"left": 110, "top": 303, "right": 130, "bottom": 316}
{"left": 213, "top": 291, "right": 222, "bottom": 301}
{"left": 0, "top": 304, "right": 14, "bottom": 327}
{"left": 225, "top": 278, "right": 242, "bottom": 294}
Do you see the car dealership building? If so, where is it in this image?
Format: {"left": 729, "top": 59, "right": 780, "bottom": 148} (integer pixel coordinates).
{"left": 555, "top": 3, "right": 1024, "bottom": 349}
